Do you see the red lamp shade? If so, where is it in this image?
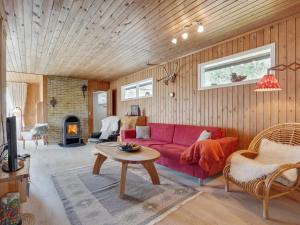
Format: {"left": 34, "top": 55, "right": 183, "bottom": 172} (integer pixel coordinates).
{"left": 254, "top": 74, "right": 282, "bottom": 92}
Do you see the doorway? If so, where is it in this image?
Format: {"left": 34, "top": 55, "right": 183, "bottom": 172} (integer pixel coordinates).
{"left": 93, "top": 91, "right": 107, "bottom": 132}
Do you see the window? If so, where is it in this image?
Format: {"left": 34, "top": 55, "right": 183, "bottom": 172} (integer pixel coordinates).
{"left": 121, "top": 78, "right": 153, "bottom": 101}
{"left": 97, "top": 92, "right": 107, "bottom": 105}
{"left": 124, "top": 85, "right": 137, "bottom": 100}
{"left": 198, "top": 43, "right": 275, "bottom": 90}
{"left": 138, "top": 80, "right": 153, "bottom": 97}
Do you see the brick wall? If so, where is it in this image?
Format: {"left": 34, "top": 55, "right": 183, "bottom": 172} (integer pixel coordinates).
{"left": 47, "top": 76, "right": 88, "bottom": 144}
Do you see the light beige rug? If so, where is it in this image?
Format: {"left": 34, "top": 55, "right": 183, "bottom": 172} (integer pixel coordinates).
{"left": 52, "top": 162, "right": 198, "bottom": 225}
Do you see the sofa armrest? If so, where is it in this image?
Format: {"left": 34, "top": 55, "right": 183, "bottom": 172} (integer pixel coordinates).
{"left": 121, "top": 129, "right": 136, "bottom": 140}
{"left": 215, "top": 137, "right": 238, "bottom": 158}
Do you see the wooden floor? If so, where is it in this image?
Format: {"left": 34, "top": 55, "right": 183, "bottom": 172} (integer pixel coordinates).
{"left": 156, "top": 178, "right": 300, "bottom": 225}
{"left": 20, "top": 142, "right": 300, "bottom": 225}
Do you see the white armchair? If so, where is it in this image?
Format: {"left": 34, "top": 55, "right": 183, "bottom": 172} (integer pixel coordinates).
{"left": 22, "top": 123, "right": 48, "bottom": 149}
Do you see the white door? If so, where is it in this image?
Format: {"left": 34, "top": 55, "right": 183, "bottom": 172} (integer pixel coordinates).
{"left": 93, "top": 91, "right": 107, "bottom": 132}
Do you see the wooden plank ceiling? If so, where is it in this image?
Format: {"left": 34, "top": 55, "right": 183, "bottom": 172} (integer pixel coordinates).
{"left": 3, "top": 0, "right": 300, "bottom": 81}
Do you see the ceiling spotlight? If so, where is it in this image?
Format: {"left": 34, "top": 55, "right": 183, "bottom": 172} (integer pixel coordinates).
{"left": 181, "top": 32, "right": 188, "bottom": 40}
{"left": 197, "top": 24, "right": 204, "bottom": 33}
{"left": 171, "top": 38, "right": 177, "bottom": 44}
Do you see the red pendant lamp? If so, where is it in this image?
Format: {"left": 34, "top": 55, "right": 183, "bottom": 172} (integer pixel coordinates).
{"left": 254, "top": 62, "right": 300, "bottom": 92}
{"left": 254, "top": 74, "right": 281, "bottom": 92}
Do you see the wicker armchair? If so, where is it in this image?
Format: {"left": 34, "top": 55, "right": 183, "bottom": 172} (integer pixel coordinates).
{"left": 223, "top": 123, "right": 300, "bottom": 219}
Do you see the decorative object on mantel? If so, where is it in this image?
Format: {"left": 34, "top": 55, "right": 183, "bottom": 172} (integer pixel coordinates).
{"left": 81, "top": 84, "right": 88, "bottom": 98}
{"left": 147, "top": 61, "right": 179, "bottom": 85}
{"left": 50, "top": 97, "right": 57, "bottom": 107}
{"left": 130, "top": 105, "right": 141, "bottom": 116}
{"left": 230, "top": 73, "right": 247, "bottom": 82}
{"left": 255, "top": 62, "right": 300, "bottom": 91}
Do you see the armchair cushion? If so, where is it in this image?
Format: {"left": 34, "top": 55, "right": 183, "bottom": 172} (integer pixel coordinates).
{"left": 229, "top": 154, "right": 279, "bottom": 182}
{"left": 256, "top": 139, "right": 300, "bottom": 182}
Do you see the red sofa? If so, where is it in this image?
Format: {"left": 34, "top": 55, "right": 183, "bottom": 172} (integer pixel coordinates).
{"left": 121, "top": 123, "right": 238, "bottom": 181}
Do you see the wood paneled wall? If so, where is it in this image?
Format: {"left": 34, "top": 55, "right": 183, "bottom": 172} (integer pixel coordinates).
{"left": 110, "top": 14, "right": 300, "bottom": 148}
{"left": 0, "top": 16, "right": 6, "bottom": 145}
{"left": 23, "top": 83, "right": 40, "bottom": 128}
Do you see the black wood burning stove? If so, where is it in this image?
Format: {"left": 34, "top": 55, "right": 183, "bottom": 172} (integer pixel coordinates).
{"left": 62, "top": 115, "right": 81, "bottom": 146}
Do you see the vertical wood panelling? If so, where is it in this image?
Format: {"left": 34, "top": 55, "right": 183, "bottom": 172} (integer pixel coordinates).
{"left": 110, "top": 15, "right": 300, "bottom": 148}
{"left": 270, "top": 24, "right": 279, "bottom": 126}
{"left": 286, "top": 19, "right": 296, "bottom": 122}
{"left": 296, "top": 18, "right": 300, "bottom": 122}
{"left": 24, "top": 83, "right": 40, "bottom": 128}
{"left": 0, "top": 17, "right": 6, "bottom": 145}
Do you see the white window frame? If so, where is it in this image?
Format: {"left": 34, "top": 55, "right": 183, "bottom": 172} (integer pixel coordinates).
{"left": 121, "top": 78, "right": 153, "bottom": 101}
{"left": 198, "top": 43, "right": 275, "bottom": 90}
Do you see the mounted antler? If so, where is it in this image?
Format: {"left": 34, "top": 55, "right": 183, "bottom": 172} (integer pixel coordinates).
{"left": 157, "top": 63, "right": 179, "bottom": 83}
{"left": 147, "top": 61, "right": 179, "bottom": 85}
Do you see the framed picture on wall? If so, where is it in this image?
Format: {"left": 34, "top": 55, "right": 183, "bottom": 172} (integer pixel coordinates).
{"left": 131, "top": 105, "right": 140, "bottom": 116}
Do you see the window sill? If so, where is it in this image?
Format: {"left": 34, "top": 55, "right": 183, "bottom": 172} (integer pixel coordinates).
{"left": 121, "top": 95, "right": 153, "bottom": 102}
{"left": 198, "top": 79, "right": 259, "bottom": 90}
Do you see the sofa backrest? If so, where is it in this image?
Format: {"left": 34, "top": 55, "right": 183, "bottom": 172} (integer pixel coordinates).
{"left": 148, "top": 123, "right": 175, "bottom": 143}
{"left": 173, "top": 124, "right": 224, "bottom": 146}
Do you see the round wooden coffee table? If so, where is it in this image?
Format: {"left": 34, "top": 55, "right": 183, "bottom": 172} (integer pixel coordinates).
{"left": 92, "top": 143, "right": 161, "bottom": 198}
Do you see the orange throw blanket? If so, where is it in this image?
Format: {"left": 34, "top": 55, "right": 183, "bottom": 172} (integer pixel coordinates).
{"left": 180, "top": 140, "right": 225, "bottom": 172}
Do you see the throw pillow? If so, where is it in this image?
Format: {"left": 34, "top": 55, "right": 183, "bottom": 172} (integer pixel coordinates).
{"left": 136, "top": 126, "right": 150, "bottom": 139}
{"left": 99, "top": 130, "right": 112, "bottom": 140}
{"left": 197, "top": 130, "right": 212, "bottom": 141}
{"left": 256, "top": 138, "right": 300, "bottom": 183}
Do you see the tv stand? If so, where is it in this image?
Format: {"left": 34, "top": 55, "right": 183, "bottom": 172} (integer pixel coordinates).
{"left": 0, "top": 158, "right": 30, "bottom": 203}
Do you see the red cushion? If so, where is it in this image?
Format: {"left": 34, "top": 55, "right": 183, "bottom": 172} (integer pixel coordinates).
{"left": 173, "top": 125, "right": 224, "bottom": 146}
{"left": 151, "top": 144, "right": 187, "bottom": 161}
{"left": 122, "top": 138, "right": 169, "bottom": 147}
{"left": 148, "top": 123, "right": 175, "bottom": 143}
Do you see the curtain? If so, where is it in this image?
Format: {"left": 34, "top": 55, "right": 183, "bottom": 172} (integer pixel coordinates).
{"left": 6, "top": 82, "right": 28, "bottom": 139}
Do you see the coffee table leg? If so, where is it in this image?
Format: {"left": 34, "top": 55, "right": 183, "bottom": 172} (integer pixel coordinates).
{"left": 120, "top": 162, "right": 128, "bottom": 198}
{"left": 142, "top": 162, "right": 160, "bottom": 185}
{"left": 93, "top": 154, "right": 107, "bottom": 175}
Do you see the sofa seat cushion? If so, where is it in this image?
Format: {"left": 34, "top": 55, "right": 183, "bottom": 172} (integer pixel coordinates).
{"left": 122, "top": 138, "right": 169, "bottom": 147}
{"left": 151, "top": 144, "right": 187, "bottom": 161}
{"left": 173, "top": 125, "right": 224, "bottom": 146}
{"left": 148, "top": 123, "right": 175, "bottom": 143}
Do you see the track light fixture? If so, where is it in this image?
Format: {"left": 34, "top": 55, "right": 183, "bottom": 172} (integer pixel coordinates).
{"left": 170, "top": 22, "right": 204, "bottom": 44}
{"left": 171, "top": 38, "right": 177, "bottom": 44}
{"left": 197, "top": 23, "right": 204, "bottom": 33}
{"left": 181, "top": 32, "right": 188, "bottom": 40}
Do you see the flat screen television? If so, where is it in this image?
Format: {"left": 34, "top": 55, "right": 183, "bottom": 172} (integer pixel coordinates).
{"left": 2, "top": 116, "right": 18, "bottom": 172}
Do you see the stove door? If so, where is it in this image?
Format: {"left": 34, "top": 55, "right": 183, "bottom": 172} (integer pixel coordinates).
{"left": 66, "top": 123, "right": 79, "bottom": 137}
